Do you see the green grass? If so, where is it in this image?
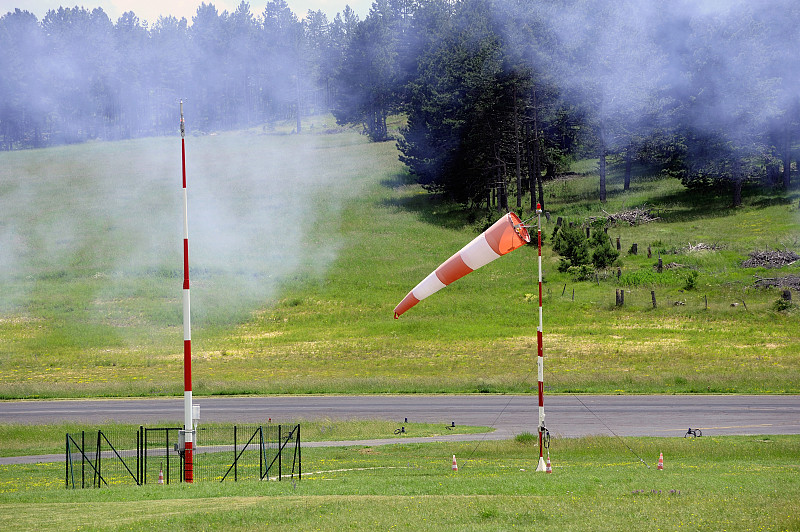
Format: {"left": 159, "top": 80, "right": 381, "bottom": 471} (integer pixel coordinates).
{"left": 0, "top": 435, "right": 797, "bottom": 530}
{"left": 1, "top": 120, "right": 799, "bottom": 398}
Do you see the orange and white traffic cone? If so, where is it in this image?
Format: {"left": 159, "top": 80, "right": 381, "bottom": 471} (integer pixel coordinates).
{"left": 158, "top": 466, "right": 164, "bottom": 484}
{"left": 545, "top": 455, "right": 552, "bottom": 474}
{"left": 451, "top": 455, "right": 458, "bottom": 472}
{"left": 657, "top": 452, "right": 664, "bottom": 470}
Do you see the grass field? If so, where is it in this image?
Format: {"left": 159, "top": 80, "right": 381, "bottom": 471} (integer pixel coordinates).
{"left": 0, "top": 433, "right": 797, "bottom": 530}
{"left": 0, "top": 117, "right": 799, "bottom": 398}
{"left": 1, "top": 119, "right": 799, "bottom": 531}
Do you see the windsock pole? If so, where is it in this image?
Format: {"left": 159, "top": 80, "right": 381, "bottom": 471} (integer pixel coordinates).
{"left": 180, "top": 100, "right": 193, "bottom": 483}
{"left": 535, "top": 203, "right": 548, "bottom": 472}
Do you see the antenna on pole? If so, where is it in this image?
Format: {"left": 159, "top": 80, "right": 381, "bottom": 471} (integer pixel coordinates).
{"left": 179, "top": 98, "right": 194, "bottom": 483}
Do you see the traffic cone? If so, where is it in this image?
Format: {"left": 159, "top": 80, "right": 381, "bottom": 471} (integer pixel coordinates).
{"left": 158, "top": 465, "right": 164, "bottom": 484}
{"left": 545, "top": 455, "right": 552, "bottom": 474}
{"left": 657, "top": 452, "right": 664, "bottom": 470}
{"left": 451, "top": 455, "right": 458, "bottom": 472}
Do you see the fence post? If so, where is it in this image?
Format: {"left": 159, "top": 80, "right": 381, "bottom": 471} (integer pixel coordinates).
{"left": 140, "top": 426, "right": 144, "bottom": 485}
{"left": 95, "top": 431, "right": 102, "bottom": 488}
{"left": 651, "top": 290, "right": 657, "bottom": 308}
{"left": 297, "top": 425, "right": 301, "bottom": 480}
{"left": 82, "top": 431, "right": 85, "bottom": 489}
{"left": 278, "top": 425, "right": 282, "bottom": 481}
{"left": 144, "top": 428, "right": 148, "bottom": 485}
{"left": 167, "top": 430, "right": 171, "bottom": 485}
{"left": 261, "top": 426, "right": 266, "bottom": 480}
{"left": 65, "top": 434, "right": 69, "bottom": 489}
{"left": 234, "top": 425, "right": 238, "bottom": 482}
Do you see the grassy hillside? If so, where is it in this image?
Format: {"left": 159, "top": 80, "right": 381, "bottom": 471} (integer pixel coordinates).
{"left": 0, "top": 122, "right": 798, "bottom": 398}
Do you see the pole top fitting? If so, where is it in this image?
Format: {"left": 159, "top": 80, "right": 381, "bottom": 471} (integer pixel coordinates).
{"left": 179, "top": 100, "right": 185, "bottom": 138}
{"left": 536, "top": 203, "right": 542, "bottom": 214}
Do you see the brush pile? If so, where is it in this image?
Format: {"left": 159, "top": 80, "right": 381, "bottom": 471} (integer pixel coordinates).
{"left": 686, "top": 242, "right": 722, "bottom": 252}
{"left": 741, "top": 250, "right": 799, "bottom": 269}
{"left": 754, "top": 275, "right": 800, "bottom": 290}
{"left": 598, "top": 207, "right": 659, "bottom": 226}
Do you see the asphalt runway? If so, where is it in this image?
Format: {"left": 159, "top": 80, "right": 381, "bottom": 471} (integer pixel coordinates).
{"left": 2, "top": 394, "right": 798, "bottom": 439}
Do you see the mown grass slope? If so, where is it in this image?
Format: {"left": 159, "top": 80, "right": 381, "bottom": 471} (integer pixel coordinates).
{"left": 1, "top": 121, "right": 798, "bottom": 398}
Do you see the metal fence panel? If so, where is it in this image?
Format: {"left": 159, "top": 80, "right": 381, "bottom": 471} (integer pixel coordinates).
{"left": 67, "top": 424, "right": 300, "bottom": 488}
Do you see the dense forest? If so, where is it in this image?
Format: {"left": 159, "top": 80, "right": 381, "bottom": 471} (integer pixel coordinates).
{"left": 1, "top": 0, "right": 798, "bottom": 207}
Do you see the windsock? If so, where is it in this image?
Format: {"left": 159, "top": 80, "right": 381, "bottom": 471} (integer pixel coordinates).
{"left": 394, "top": 212, "right": 530, "bottom": 318}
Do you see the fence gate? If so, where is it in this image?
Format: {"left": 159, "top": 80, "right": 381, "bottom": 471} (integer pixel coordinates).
{"left": 218, "top": 424, "right": 301, "bottom": 482}
{"left": 65, "top": 429, "right": 140, "bottom": 489}
{"left": 142, "top": 427, "right": 183, "bottom": 486}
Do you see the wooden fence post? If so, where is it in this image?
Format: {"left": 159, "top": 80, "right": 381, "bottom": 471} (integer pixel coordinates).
{"left": 651, "top": 290, "right": 657, "bottom": 308}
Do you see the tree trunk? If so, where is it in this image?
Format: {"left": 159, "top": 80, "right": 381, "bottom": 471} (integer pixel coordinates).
{"left": 525, "top": 122, "right": 535, "bottom": 209}
{"left": 295, "top": 72, "right": 302, "bottom": 134}
{"left": 783, "top": 125, "right": 792, "bottom": 189}
{"left": 732, "top": 177, "right": 743, "bottom": 207}
{"left": 624, "top": 141, "right": 633, "bottom": 191}
{"left": 599, "top": 146, "right": 607, "bottom": 203}
{"left": 533, "top": 86, "right": 544, "bottom": 210}
{"left": 598, "top": 123, "right": 607, "bottom": 202}
{"left": 513, "top": 85, "right": 522, "bottom": 209}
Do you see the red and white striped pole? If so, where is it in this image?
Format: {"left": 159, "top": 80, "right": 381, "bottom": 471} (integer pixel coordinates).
{"left": 180, "top": 100, "right": 193, "bottom": 483}
{"left": 535, "top": 203, "right": 548, "bottom": 472}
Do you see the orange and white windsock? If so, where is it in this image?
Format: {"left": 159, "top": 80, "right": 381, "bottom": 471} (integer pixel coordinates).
{"left": 394, "top": 212, "right": 530, "bottom": 318}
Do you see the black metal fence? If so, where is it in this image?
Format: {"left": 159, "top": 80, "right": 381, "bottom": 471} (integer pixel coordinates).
{"left": 66, "top": 424, "right": 300, "bottom": 488}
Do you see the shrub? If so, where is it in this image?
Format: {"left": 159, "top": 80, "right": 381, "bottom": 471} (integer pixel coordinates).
{"left": 592, "top": 235, "right": 620, "bottom": 269}
{"left": 772, "top": 297, "right": 795, "bottom": 312}
{"left": 567, "top": 264, "right": 595, "bottom": 281}
{"left": 683, "top": 270, "right": 699, "bottom": 290}
{"left": 515, "top": 431, "right": 537, "bottom": 444}
{"left": 553, "top": 224, "right": 591, "bottom": 266}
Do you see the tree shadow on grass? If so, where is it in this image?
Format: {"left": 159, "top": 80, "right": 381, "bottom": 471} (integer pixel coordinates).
{"left": 380, "top": 173, "right": 478, "bottom": 231}
{"left": 650, "top": 183, "right": 795, "bottom": 224}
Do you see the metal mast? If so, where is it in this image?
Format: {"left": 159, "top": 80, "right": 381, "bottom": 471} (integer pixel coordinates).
{"left": 180, "top": 100, "right": 194, "bottom": 483}
{"left": 535, "top": 203, "right": 549, "bottom": 472}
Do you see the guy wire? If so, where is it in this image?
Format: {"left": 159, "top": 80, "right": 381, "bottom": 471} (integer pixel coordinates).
{"left": 464, "top": 364, "right": 539, "bottom": 463}
{"left": 571, "top": 393, "right": 650, "bottom": 468}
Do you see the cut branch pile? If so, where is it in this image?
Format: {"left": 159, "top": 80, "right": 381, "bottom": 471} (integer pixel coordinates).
{"left": 754, "top": 275, "right": 800, "bottom": 290}
{"left": 598, "top": 207, "right": 660, "bottom": 226}
{"left": 686, "top": 242, "right": 723, "bottom": 252}
{"left": 741, "top": 250, "right": 799, "bottom": 269}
